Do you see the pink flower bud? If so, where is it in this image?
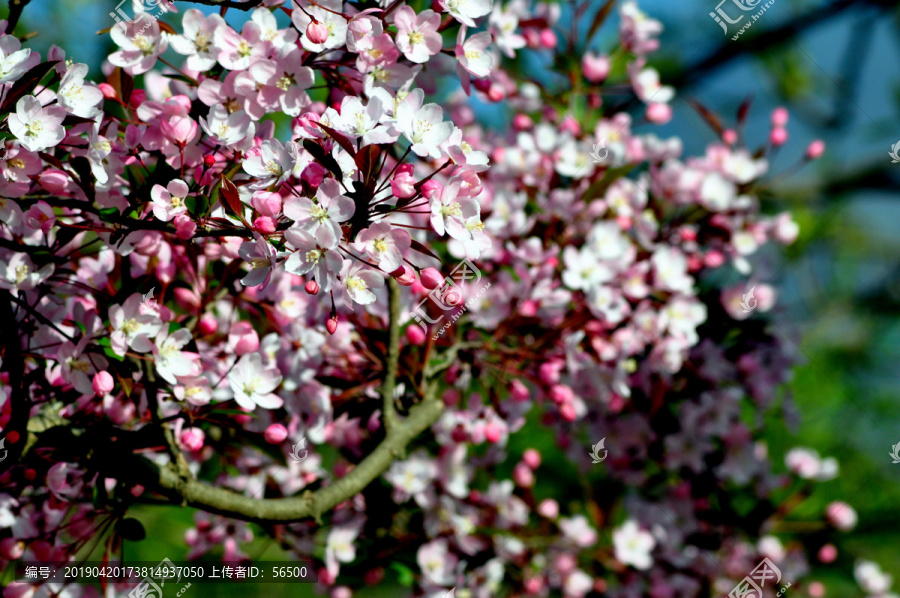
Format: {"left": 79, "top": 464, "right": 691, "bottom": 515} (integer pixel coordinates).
{"left": 406, "top": 324, "right": 426, "bottom": 345}
{"left": 808, "top": 582, "right": 825, "bottom": 598}
{"left": 646, "top": 102, "right": 672, "bottom": 124}
{"left": 391, "top": 265, "right": 416, "bottom": 286}
{"left": 769, "top": 127, "right": 788, "bottom": 146}
{"left": 473, "top": 79, "right": 492, "bottom": 93}
{"left": 326, "top": 314, "right": 339, "bottom": 335}
{"left": 98, "top": 82, "right": 117, "bottom": 100}
{"left": 524, "top": 577, "right": 543, "bottom": 594}
{"left": 554, "top": 553, "right": 576, "bottom": 577}
{"left": 332, "top": 587, "right": 351, "bottom": 598}
{"left": 420, "top": 180, "right": 442, "bottom": 200}
{"left": 512, "top": 113, "right": 533, "bottom": 130}
{"left": 771, "top": 106, "right": 789, "bottom": 127}
{"left": 173, "top": 287, "right": 202, "bottom": 311}
{"left": 253, "top": 216, "right": 277, "bottom": 234}
{"left": 522, "top": 448, "right": 541, "bottom": 469}
{"left": 722, "top": 129, "right": 738, "bottom": 145}
{"left": 390, "top": 171, "right": 417, "bottom": 198}
{"left": 513, "top": 462, "right": 534, "bottom": 487}
{"left": 305, "top": 280, "right": 320, "bottom": 295}
{"left": 806, "top": 139, "right": 825, "bottom": 160}
{"left": 180, "top": 427, "right": 205, "bottom": 452}
{"left": 306, "top": 21, "right": 329, "bottom": 44}
{"left": 302, "top": 162, "right": 327, "bottom": 187}
{"left": 264, "top": 424, "right": 288, "bottom": 444}
{"left": 129, "top": 89, "right": 146, "bottom": 108}
{"left": 487, "top": 86, "right": 504, "bottom": 102}
{"left": 204, "top": 154, "right": 217, "bottom": 167}
{"left": 539, "top": 360, "right": 563, "bottom": 385}
{"left": 825, "top": 501, "right": 857, "bottom": 530}
{"left": 251, "top": 190, "right": 282, "bottom": 217}
{"left": 703, "top": 250, "right": 725, "bottom": 269}
{"left": 420, "top": 267, "right": 444, "bottom": 289}
{"left": 510, "top": 379, "right": 530, "bottom": 402}
{"left": 560, "top": 115, "right": 580, "bottom": 136}
{"left": 539, "top": 28, "right": 557, "bottom": 48}
{"left": 549, "top": 384, "right": 573, "bottom": 405}
{"left": 198, "top": 314, "right": 218, "bottom": 336}
{"left": 559, "top": 402, "right": 577, "bottom": 421}
{"left": 228, "top": 321, "right": 259, "bottom": 356}
{"left": 581, "top": 52, "right": 611, "bottom": 83}
{"left": 174, "top": 214, "right": 197, "bottom": 240}
{"left": 817, "top": 544, "right": 837, "bottom": 563}
{"left": 395, "top": 163, "right": 415, "bottom": 177}
{"left": 92, "top": 371, "right": 114, "bottom": 397}
{"left": 484, "top": 421, "right": 502, "bottom": 444}
{"left": 538, "top": 500, "right": 559, "bottom": 522}
{"left": 519, "top": 299, "right": 539, "bottom": 317}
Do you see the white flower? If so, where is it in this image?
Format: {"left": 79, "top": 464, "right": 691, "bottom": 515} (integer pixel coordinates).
{"left": 561, "top": 246, "right": 615, "bottom": 291}
{"left": 384, "top": 451, "right": 437, "bottom": 497}
{"left": 57, "top": 63, "right": 103, "bottom": 118}
{"left": 109, "top": 15, "right": 168, "bottom": 75}
{"left": 651, "top": 247, "right": 693, "bottom": 294}
{"left": 151, "top": 179, "right": 190, "bottom": 222}
{"left": 238, "top": 232, "right": 278, "bottom": 288}
{"left": 200, "top": 104, "right": 255, "bottom": 149}
{"left": 439, "top": 0, "right": 493, "bottom": 27}
{"left": 152, "top": 328, "right": 194, "bottom": 384}
{"left": 109, "top": 293, "right": 163, "bottom": 356}
{"left": 456, "top": 29, "right": 493, "bottom": 78}
{"left": 855, "top": 560, "right": 893, "bottom": 595}
{"left": 8, "top": 96, "right": 66, "bottom": 153}
{"left": 283, "top": 178, "right": 354, "bottom": 248}
{"left": 396, "top": 89, "right": 453, "bottom": 159}
{"left": 228, "top": 352, "right": 283, "bottom": 410}
{"left": 353, "top": 223, "right": 411, "bottom": 273}
{"left": 283, "top": 227, "right": 343, "bottom": 292}
{"left": 0, "top": 252, "right": 54, "bottom": 292}
{"left": 331, "top": 96, "right": 397, "bottom": 147}
{"left": 613, "top": 520, "right": 656, "bottom": 570}
{"left": 342, "top": 263, "right": 384, "bottom": 306}
{"left": 169, "top": 9, "right": 225, "bottom": 71}
{"left": 0, "top": 34, "right": 35, "bottom": 83}
{"left": 243, "top": 139, "right": 298, "bottom": 188}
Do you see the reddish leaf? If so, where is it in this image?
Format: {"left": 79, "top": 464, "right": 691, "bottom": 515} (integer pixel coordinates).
{"left": 409, "top": 239, "right": 441, "bottom": 262}
{"left": 354, "top": 145, "right": 381, "bottom": 189}
{"left": 220, "top": 177, "right": 249, "bottom": 226}
{"left": 107, "top": 67, "right": 134, "bottom": 104}
{"left": 302, "top": 139, "right": 343, "bottom": 180}
{"left": 685, "top": 98, "right": 724, "bottom": 136}
{"left": 0, "top": 61, "right": 59, "bottom": 113}
{"left": 156, "top": 20, "right": 176, "bottom": 35}
{"left": 38, "top": 152, "right": 66, "bottom": 171}
{"left": 316, "top": 122, "right": 357, "bottom": 158}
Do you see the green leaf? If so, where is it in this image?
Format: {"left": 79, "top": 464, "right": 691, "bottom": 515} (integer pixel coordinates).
{"left": 389, "top": 562, "right": 415, "bottom": 587}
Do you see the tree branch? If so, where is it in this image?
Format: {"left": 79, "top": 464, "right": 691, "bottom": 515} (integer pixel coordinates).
{"left": 4, "top": 0, "right": 31, "bottom": 34}
{"left": 107, "top": 387, "right": 444, "bottom": 524}
{"left": 380, "top": 278, "right": 402, "bottom": 434}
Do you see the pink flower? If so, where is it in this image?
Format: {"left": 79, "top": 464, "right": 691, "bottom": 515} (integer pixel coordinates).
{"left": 283, "top": 178, "right": 354, "bottom": 248}
{"left": 238, "top": 232, "right": 279, "bottom": 288}
{"left": 353, "top": 223, "right": 411, "bottom": 273}
{"left": 228, "top": 352, "right": 284, "bottom": 411}
{"left": 151, "top": 179, "right": 191, "bottom": 222}
{"left": 8, "top": 96, "right": 66, "bottom": 152}
{"left": 394, "top": 6, "right": 443, "bottom": 64}
{"left": 180, "top": 428, "right": 205, "bottom": 452}
{"left": 109, "top": 16, "right": 168, "bottom": 75}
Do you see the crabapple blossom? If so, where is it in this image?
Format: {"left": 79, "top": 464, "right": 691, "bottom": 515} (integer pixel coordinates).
{"left": 353, "top": 223, "right": 411, "bottom": 273}
{"left": 57, "top": 63, "right": 103, "bottom": 118}
{"left": 109, "top": 16, "right": 168, "bottom": 75}
{"left": 283, "top": 178, "right": 354, "bottom": 248}
{"left": 396, "top": 89, "right": 454, "bottom": 159}
{"left": 613, "top": 520, "right": 656, "bottom": 570}
{"left": 228, "top": 352, "right": 284, "bottom": 410}
{"left": 283, "top": 227, "right": 343, "bottom": 292}
{"left": 150, "top": 179, "right": 191, "bottom": 222}
{"left": 169, "top": 9, "right": 225, "bottom": 71}
{"left": 8, "top": 96, "right": 66, "bottom": 152}
{"left": 394, "top": 6, "right": 443, "bottom": 64}
{"left": 342, "top": 262, "right": 385, "bottom": 305}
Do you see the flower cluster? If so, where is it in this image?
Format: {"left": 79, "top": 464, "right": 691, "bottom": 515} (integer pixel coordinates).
{"left": 0, "top": 1, "right": 867, "bottom": 598}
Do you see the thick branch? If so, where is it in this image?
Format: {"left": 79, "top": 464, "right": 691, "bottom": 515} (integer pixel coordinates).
{"left": 111, "top": 389, "right": 444, "bottom": 524}
{"left": 380, "top": 278, "right": 402, "bottom": 434}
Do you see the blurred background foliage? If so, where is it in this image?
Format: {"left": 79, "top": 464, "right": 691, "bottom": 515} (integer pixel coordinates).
{"left": 4, "top": 0, "right": 900, "bottom": 595}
